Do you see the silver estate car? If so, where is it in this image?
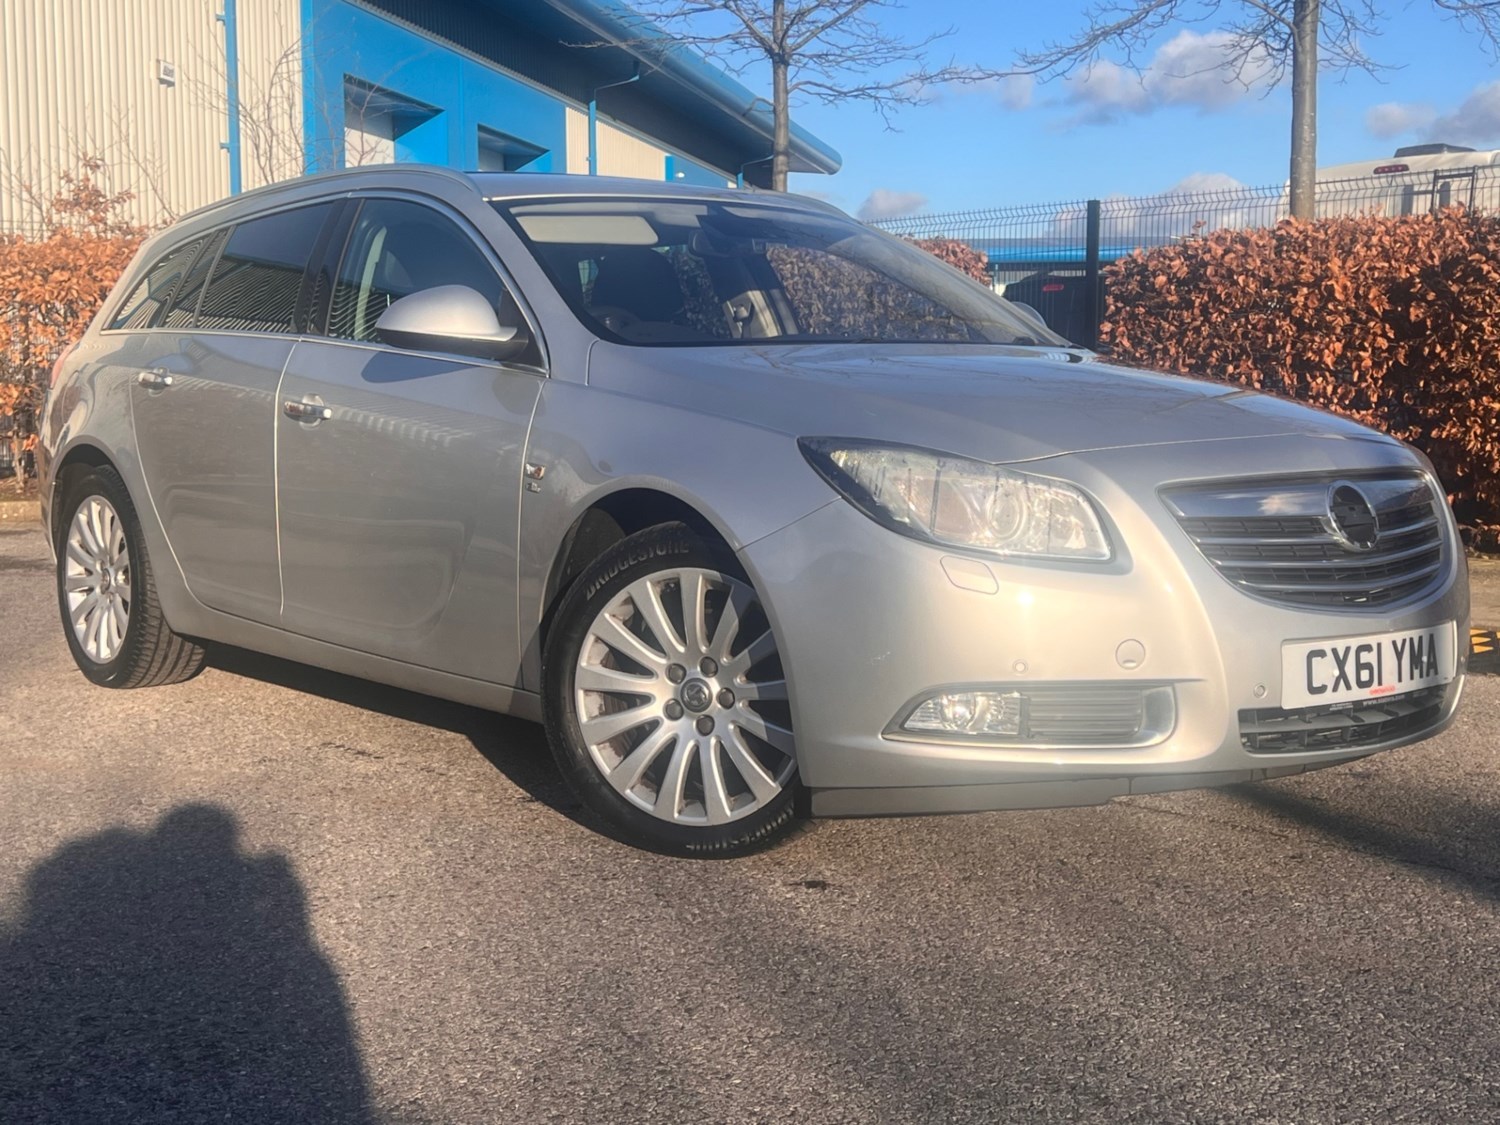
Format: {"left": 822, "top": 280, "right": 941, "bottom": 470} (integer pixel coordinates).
{"left": 39, "top": 166, "right": 1468, "bottom": 854}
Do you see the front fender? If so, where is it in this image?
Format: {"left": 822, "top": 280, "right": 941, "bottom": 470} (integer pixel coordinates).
{"left": 514, "top": 378, "right": 835, "bottom": 692}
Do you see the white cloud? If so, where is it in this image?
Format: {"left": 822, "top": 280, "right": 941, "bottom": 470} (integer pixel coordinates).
{"left": 984, "top": 73, "right": 1034, "bottom": 110}
{"left": 857, "top": 188, "right": 929, "bottom": 221}
{"left": 1430, "top": 81, "right": 1500, "bottom": 146}
{"left": 1365, "top": 101, "right": 1438, "bottom": 139}
{"left": 1066, "top": 30, "right": 1274, "bottom": 123}
{"left": 1366, "top": 82, "right": 1500, "bottom": 147}
{"left": 1163, "top": 171, "right": 1247, "bottom": 194}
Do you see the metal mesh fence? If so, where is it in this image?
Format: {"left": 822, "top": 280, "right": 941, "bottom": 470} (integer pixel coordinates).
{"left": 876, "top": 165, "right": 1500, "bottom": 258}
{"left": 874, "top": 165, "right": 1500, "bottom": 345}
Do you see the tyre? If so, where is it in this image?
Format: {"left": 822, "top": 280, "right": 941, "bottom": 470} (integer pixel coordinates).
{"left": 543, "top": 523, "right": 799, "bottom": 855}
{"left": 56, "top": 465, "right": 205, "bottom": 688}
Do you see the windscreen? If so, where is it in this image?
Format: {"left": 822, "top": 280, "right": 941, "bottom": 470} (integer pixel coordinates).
{"left": 492, "top": 197, "right": 1067, "bottom": 348}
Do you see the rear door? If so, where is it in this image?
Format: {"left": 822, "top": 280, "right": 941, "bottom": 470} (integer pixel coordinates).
{"left": 128, "top": 201, "right": 338, "bottom": 623}
{"left": 275, "top": 195, "right": 544, "bottom": 681}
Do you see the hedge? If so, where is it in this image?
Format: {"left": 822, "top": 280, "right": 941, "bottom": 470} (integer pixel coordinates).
{"left": 1101, "top": 208, "right": 1500, "bottom": 535}
{"left": 0, "top": 165, "right": 143, "bottom": 465}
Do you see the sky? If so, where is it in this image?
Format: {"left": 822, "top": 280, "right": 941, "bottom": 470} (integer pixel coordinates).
{"left": 767, "top": 1, "right": 1500, "bottom": 220}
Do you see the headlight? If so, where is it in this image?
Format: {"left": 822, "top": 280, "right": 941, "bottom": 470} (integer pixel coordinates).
{"left": 799, "top": 438, "right": 1111, "bottom": 561}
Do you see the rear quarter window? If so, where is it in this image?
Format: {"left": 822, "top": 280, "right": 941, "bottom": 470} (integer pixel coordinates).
{"left": 161, "top": 229, "right": 228, "bottom": 329}
{"left": 108, "top": 238, "right": 207, "bottom": 331}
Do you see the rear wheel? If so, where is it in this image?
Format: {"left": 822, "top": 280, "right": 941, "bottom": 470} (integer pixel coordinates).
{"left": 56, "top": 466, "right": 205, "bottom": 688}
{"left": 543, "top": 523, "right": 798, "bottom": 855}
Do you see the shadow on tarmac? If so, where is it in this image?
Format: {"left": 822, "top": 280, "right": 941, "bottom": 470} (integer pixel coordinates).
{"left": 0, "top": 805, "right": 375, "bottom": 1124}
{"left": 1223, "top": 781, "right": 1500, "bottom": 898}
{"left": 204, "top": 643, "right": 592, "bottom": 826}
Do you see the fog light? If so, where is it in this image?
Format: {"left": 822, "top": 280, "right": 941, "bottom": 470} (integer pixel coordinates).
{"left": 903, "top": 691, "right": 1024, "bottom": 737}
{"left": 892, "top": 683, "right": 1177, "bottom": 747}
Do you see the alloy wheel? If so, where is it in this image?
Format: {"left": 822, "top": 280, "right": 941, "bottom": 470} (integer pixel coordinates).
{"left": 64, "top": 496, "right": 132, "bottom": 664}
{"left": 574, "top": 567, "right": 795, "bottom": 826}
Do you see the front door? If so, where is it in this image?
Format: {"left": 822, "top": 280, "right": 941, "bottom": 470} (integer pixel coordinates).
{"left": 275, "top": 196, "right": 542, "bottom": 682}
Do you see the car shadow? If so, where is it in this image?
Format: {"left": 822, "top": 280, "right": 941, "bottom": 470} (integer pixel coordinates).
{"left": 202, "top": 643, "right": 601, "bottom": 832}
{"left": 1221, "top": 780, "right": 1500, "bottom": 901}
{"left": 0, "top": 804, "right": 374, "bottom": 1124}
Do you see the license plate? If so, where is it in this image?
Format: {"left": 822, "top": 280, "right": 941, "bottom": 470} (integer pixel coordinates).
{"left": 1281, "top": 622, "right": 1458, "bottom": 709}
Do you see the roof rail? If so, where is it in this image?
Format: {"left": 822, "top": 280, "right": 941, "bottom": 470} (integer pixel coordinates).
{"left": 176, "top": 164, "right": 482, "bottom": 224}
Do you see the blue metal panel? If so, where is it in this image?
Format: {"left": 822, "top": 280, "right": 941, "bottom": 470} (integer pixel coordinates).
{"left": 461, "top": 62, "right": 565, "bottom": 173}
{"left": 664, "top": 153, "right": 725, "bottom": 188}
{"left": 302, "top": 0, "right": 567, "bottom": 173}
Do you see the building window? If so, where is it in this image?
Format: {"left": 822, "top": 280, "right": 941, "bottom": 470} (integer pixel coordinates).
{"left": 476, "top": 126, "right": 548, "bottom": 173}
{"left": 343, "top": 77, "right": 442, "bottom": 167}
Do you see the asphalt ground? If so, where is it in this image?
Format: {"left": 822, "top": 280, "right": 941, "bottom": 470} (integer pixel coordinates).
{"left": 2, "top": 522, "right": 1498, "bottom": 1124}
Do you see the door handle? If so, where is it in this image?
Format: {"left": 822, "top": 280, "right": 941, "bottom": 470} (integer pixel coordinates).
{"left": 136, "top": 368, "right": 174, "bottom": 389}
{"left": 283, "top": 398, "right": 333, "bottom": 422}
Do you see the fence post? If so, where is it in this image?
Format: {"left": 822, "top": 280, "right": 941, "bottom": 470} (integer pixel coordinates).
{"left": 1084, "top": 199, "right": 1102, "bottom": 349}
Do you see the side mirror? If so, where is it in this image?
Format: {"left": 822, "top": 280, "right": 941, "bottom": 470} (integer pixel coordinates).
{"left": 375, "top": 285, "right": 530, "bottom": 362}
{"left": 1009, "top": 301, "right": 1048, "bottom": 330}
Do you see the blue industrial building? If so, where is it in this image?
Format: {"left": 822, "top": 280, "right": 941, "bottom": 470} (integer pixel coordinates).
{"left": 279, "top": 0, "right": 841, "bottom": 190}
{"left": 3, "top": 0, "right": 842, "bottom": 231}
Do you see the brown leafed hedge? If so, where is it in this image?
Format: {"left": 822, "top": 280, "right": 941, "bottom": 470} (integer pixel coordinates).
{"left": 1, "top": 163, "right": 143, "bottom": 466}
{"left": 1101, "top": 208, "right": 1500, "bottom": 532}
{"left": 907, "top": 237, "right": 990, "bottom": 283}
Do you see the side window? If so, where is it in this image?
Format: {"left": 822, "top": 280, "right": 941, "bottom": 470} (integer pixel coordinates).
{"left": 161, "top": 228, "right": 227, "bottom": 329}
{"left": 327, "top": 199, "right": 506, "bottom": 343}
{"left": 196, "top": 203, "right": 334, "bottom": 334}
{"left": 108, "top": 238, "right": 206, "bottom": 331}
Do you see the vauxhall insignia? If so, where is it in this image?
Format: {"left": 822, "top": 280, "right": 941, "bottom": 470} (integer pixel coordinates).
{"left": 1327, "top": 482, "right": 1380, "bottom": 552}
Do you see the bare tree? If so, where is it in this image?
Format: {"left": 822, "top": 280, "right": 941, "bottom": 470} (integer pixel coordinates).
{"left": 0, "top": 124, "right": 178, "bottom": 232}
{"left": 1018, "top": 1, "right": 1500, "bottom": 219}
{"left": 616, "top": 1, "right": 1004, "bottom": 191}
{"left": 187, "top": 39, "right": 361, "bottom": 188}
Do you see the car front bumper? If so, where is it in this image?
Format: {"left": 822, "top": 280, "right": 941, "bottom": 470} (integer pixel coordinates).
{"left": 739, "top": 437, "right": 1469, "bottom": 817}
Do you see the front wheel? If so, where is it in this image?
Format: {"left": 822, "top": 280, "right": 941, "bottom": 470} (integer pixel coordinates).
{"left": 542, "top": 524, "right": 799, "bottom": 855}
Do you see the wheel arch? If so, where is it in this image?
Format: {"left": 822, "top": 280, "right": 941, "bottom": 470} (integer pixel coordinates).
{"left": 539, "top": 486, "right": 737, "bottom": 649}
{"left": 49, "top": 442, "right": 121, "bottom": 548}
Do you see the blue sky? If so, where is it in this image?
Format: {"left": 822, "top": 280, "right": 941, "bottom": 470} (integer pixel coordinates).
{"left": 771, "top": 1, "right": 1500, "bottom": 219}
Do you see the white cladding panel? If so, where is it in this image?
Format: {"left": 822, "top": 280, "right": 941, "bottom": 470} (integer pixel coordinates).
{"left": 597, "top": 121, "right": 666, "bottom": 181}
{"left": 564, "top": 105, "right": 588, "bottom": 174}
{"left": 0, "top": 0, "right": 301, "bottom": 231}
{"left": 563, "top": 106, "right": 672, "bottom": 181}
{"left": 235, "top": 0, "right": 306, "bottom": 190}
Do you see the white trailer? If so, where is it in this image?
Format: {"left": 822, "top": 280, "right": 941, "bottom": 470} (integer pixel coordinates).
{"left": 1314, "top": 143, "right": 1500, "bottom": 217}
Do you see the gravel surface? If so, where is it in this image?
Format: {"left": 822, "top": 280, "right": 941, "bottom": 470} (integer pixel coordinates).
{"left": 1, "top": 523, "right": 1497, "bottom": 1124}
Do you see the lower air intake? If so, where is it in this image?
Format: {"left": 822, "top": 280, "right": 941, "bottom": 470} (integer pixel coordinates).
{"left": 1239, "top": 686, "right": 1448, "bottom": 753}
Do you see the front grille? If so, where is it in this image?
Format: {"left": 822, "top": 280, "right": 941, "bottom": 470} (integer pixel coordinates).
{"left": 1165, "top": 474, "right": 1447, "bottom": 609}
{"left": 1239, "top": 685, "right": 1448, "bottom": 752}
